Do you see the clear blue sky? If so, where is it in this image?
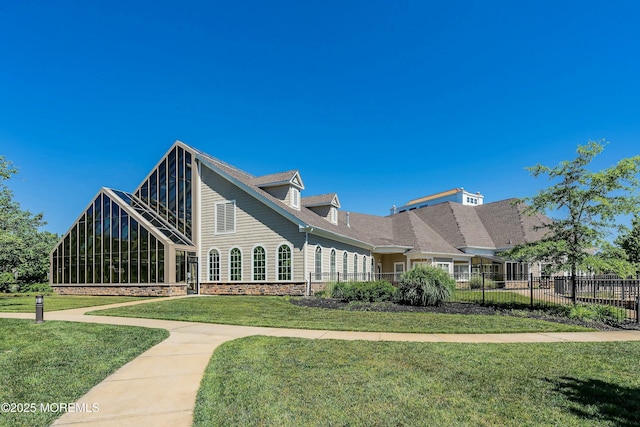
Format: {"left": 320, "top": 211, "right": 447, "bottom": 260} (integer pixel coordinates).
{"left": 2, "top": 0, "right": 640, "bottom": 236}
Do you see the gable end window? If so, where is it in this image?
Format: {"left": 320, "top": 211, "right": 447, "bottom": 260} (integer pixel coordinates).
{"left": 291, "top": 188, "right": 300, "bottom": 209}
{"left": 215, "top": 200, "right": 236, "bottom": 234}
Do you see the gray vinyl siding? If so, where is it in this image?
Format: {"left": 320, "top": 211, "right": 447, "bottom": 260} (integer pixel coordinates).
{"left": 307, "top": 234, "right": 371, "bottom": 279}
{"left": 200, "top": 167, "right": 305, "bottom": 282}
{"left": 262, "top": 185, "right": 290, "bottom": 204}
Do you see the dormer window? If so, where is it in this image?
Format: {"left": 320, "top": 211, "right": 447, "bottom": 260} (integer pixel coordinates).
{"left": 303, "top": 193, "right": 340, "bottom": 223}
{"left": 292, "top": 188, "right": 300, "bottom": 209}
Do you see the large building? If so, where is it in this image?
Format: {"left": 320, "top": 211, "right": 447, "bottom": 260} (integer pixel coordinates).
{"left": 50, "top": 141, "right": 549, "bottom": 296}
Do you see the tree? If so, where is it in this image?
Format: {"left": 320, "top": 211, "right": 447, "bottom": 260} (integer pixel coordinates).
{"left": 615, "top": 214, "right": 640, "bottom": 274}
{"left": 504, "top": 141, "right": 640, "bottom": 301}
{"left": 0, "top": 155, "right": 58, "bottom": 284}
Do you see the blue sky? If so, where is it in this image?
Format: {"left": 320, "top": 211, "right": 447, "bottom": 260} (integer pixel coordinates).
{"left": 2, "top": 0, "right": 640, "bottom": 235}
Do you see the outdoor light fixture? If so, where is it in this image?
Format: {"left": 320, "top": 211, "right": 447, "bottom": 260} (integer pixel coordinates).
{"left": 35, "top": 295, "right": 44, "bottom": 324}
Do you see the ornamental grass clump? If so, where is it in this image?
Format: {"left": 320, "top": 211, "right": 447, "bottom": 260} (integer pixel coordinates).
{"left": 396, "top": 266, "right": 456, "bottom": 306}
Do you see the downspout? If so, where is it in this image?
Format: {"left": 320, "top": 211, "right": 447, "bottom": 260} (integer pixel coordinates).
{"left": 197, "top": 160, "right": 202, "bottom": 295}
{"left": 304, "top": 232, "right": 310, "bottom": 296}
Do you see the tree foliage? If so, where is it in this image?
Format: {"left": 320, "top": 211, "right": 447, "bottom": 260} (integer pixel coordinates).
{"left": 0, "top": 156, "right": 58, "bottom": 283}
{"left": 504, "top": 141, "right": 640, "bottom": 280}
{"left": 615, "top": 214, "right": 640, "bottom": 274}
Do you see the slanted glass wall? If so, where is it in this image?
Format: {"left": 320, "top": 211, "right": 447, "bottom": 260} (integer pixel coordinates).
{"left": 52, "top": 192, "right": 165, "bottom": 285}
{"left": 135, "top": 145, "right": 193, "bottom": 240}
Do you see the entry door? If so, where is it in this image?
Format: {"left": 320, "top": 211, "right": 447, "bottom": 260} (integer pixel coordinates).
{"left": 187, "top": 254, "right": 198, "bottom": 294}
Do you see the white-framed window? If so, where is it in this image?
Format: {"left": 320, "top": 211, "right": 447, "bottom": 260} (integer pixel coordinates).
{"left": 394, "top": 262, "right": 405, "bottom": 281}
{"left": 353, "top": 254, "right": 358, "bottom": 277}
{"left": 208, "top": 248, "right": 220, "bottom": 281}
{"left": 343, "top": 252, "right": 348, "bottom": 277}
{"left": 278, "top": 244, "right": 292, "bottom": 281}
{"left": 330, "top": 207, "right": 337, "bottom": 224}
{"left": 314, "top": 247, "right": 322, "bottom": 280}
{"left": 291, "top": 188, "right": 300, "bottom": 209}
{"left": 330, "top": 249, "right": 336, "bottom": 279}
{"left": 215, "top": 200, "right": 236, "bottom": 234}
{"left": 253, "top": 246, "right": 266, "bottom": 281}
{"left": 362, "top": 256, "right": 367, "bottom": 276}
{"left": 436, "top": 262, "right": 451, "bottom": 274}
{"left": 454, "top": 263, "right": 470, "bottom": 281}
{"left": 229, "top": 247, "right": 242, "bottom": 281}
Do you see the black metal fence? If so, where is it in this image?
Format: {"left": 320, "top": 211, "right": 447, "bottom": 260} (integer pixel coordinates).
{"left": 309, "top": 272, "right": 640, "bottom": 323}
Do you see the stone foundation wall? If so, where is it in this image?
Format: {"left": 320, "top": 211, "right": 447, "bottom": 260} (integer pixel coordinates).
{"left": 199, "top": 282, "right": 307, "bottom": 296}
{"left": 53, "top": 285, "right": 188, "bottom": 297}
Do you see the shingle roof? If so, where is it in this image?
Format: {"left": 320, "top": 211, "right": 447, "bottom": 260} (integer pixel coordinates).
{"left": 475, "top": 198, "right": 550, "bottom": 247}
{"left": 251, "top": 170, "right": 302, "bottom": 188}
{"left": 302, "top": 193, "right": 340, "bottom": 208}
{"left": 190, "top": 142, "right": 549, "bottom": 256}
{"left": 392, "top": 211, "right": 464, "bottom": 255}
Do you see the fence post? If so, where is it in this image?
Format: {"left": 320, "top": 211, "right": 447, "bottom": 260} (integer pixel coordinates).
{"left": 636, "top": 296, "right": 639, "bottom": 324}
{"left": 482, "top": 272, "right": 485, "bottom": 305}
{"left": 530, "top": 272, "right": 534, "bottom": 308}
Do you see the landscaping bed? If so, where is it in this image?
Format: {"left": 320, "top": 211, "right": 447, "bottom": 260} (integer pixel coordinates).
{"left": 291, "top": 297, "right": 640, "bottom": 331}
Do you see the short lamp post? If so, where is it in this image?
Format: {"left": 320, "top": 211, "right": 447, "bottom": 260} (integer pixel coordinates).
{"left": 35, "top": 295, "right": 44, "bottom": 324}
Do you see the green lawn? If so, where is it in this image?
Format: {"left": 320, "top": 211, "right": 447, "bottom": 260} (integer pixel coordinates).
{"left": 90, "top": 296, "right": 592, "bottom": 333}
{"left": 0, "top": 319, "right": 168, "bottom": 427}
{"left": 454, "top": 289, "right": 545, "bottom": 305}
{"left": 194, "top": 336, "right": 640, "bottom": 427}
{"left": 0, "top": 295, "right": 151, "bottom": 312}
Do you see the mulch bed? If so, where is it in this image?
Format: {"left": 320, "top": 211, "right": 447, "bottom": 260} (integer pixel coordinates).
{"left": 290, "top": 298, "right": 640, "bottom": 331}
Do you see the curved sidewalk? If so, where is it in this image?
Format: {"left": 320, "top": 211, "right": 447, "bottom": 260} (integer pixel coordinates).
{"left": 3, "top": 298, "right": 640, "bottom": 427}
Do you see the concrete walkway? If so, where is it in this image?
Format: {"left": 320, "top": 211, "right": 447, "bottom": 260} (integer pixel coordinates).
{"left": 3, "top": 297, "right": 640, "bottom": 426}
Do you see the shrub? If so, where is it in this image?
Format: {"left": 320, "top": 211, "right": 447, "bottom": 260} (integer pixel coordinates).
{"left": 396, "top": 266, "right": 456, "bottom": 306}
{"left": 19, "top": 283, "right": 54, "bottom": 294}
{"left": 468, "top": 276, "right": 499, "bottom": 289}
{"left": 331, "top": 281, "right": 396, "bottom": 302}
{"left": 546, "top": 303, "right": 626, "bottom": 325}
{"left": 0, "top": 272, "right": 15, "bottom": 293}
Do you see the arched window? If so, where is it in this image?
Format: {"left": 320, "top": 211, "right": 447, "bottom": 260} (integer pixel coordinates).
{"left": 343, "top": 252, "right": 348, "bottom": 278}
{"left": 278, "top": 245, "right": 292, "bottom": 280}
{"left": 363, "top": 256, "right": 367, "bottom": 278}
{"left": 330, "top": 249, "right": 336, "bottom": 280}
{"left": 253, "top": 246, "right": 266, "bottom": 281}
{"left": 315, "top": 247, "right": 322, "bottom": 280}
{"left": 230, "top": 248, "right": 242, "bottom": 281}
{"left": 353, "top": 254, "right": 358, "bottom": 277}
{"left": 208, "top": 249, "right": 220, "bottom": 281}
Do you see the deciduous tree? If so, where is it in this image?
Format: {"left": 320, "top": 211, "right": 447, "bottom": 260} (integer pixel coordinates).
{"left": 504, "top": 141, "right": 640, "bottom": 301}
{"left": 0, "top": 156, "right": 58, "bottom": 284}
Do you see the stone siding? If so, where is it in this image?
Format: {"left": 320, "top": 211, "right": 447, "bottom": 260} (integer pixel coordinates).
{"left": 53, "top": 285, "right": 187, "bottom": 297}
{"left": 199, "top": 282, "right": 307, "bottom": 296}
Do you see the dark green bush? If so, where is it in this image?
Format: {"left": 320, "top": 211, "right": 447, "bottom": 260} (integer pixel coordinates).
{"left": 331, "top": 281, "right": 396, "bottom": 302}
{"left": 396, "top": 266, "right": 456, "bottom": 306}
{"left": 0, "top": 272, "right": 15, "bottom": 292}
{"left": 19, "top": 283, "right": 54, "bottom": 294}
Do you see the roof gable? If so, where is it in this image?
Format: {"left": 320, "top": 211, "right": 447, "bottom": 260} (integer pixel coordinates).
{"left": 252, "top": 170, "right": 305, "bottom": 190}
{"left": 302, "top": 193, "right": 341, "bottom": 208}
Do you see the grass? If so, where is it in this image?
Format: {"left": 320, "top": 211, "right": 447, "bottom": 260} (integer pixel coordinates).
{"left": 0, "top": 294, "right": 151, "bottom": 312}
{"left": 89, "top": 296, "right": 593, "bottom": 333}
{"left": 194, "top": 336, "right": 640, "bottom": 427}
{"left": 454, "top": 289, "right": 542, "bottom": 305}
{"left": 0, "top": 318, "right": 168, "bottom": 427}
